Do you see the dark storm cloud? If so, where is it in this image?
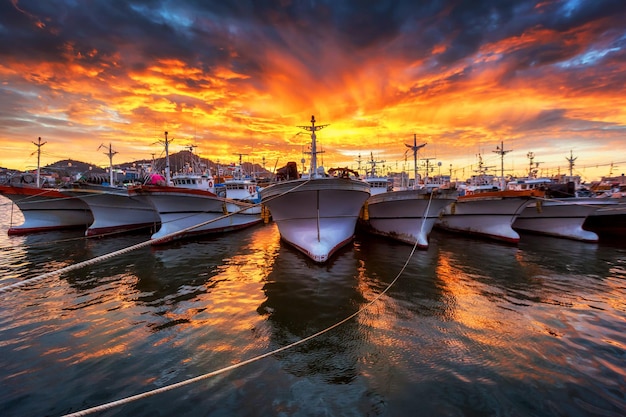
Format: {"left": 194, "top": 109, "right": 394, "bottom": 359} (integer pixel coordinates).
{"left": 3, "top": 0, "right": 625, "bottom": 79}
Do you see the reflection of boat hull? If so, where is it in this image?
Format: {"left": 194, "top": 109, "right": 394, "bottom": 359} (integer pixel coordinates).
{"left": 261, "top": 178, "right": 370, "bottom": 263}
{"left": 131, "top": 186, "right": 262, "bottom": 244}
{"left": 583, "top": 198, "right": 626, "bottom": 237}
{"left": 513, "top": 198, "right": 605, "bottom": 242}
{"left": 437, "top": 191, "right": 537, "bottom": 242}
{"left": 362, "top": 189, "right": 456, "bottom": 248}
{"left": 0, "top": 185, "right": 93, "bottom": 234}
{"left": 61, "top": 185, "right": 160, "bottom": 236}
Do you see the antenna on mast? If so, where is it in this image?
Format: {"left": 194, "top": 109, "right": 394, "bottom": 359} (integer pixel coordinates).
{"left": 155, "top": 132, "right": 173, "bottom": 185}
{"left": 493, "top": 141, "right": 512, "bottom": 189}
{"left": 298, "top": 115, "right": 328, "bottom": 178}
{"left": 31, "top": 137, "right": 47, "bottom": 187}
{"left": 405, "top": 134, "right": 427, "bottom": 188}
{"left": 98, "top": 142, "right": 118, "bottom": 186}
{"left": 565, "top": 150, "right": 577, "bottom": 177}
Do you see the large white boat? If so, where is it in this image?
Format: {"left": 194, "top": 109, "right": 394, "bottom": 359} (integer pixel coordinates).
{"left": 130, "top": 185, "right": 262, "bottom": 244}
{"left": 260, "top": 116, "right": 371, "bottom": 263}
{"left": 438, "top": 189, "right": 541, "bottom": 243}
{"left": 437, "top": 148, "right": 543, "bottom": 243}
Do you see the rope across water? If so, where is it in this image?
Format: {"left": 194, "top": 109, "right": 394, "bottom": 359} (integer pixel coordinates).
{"left": 61, "top": 208, "right": 421, "bottom": 417}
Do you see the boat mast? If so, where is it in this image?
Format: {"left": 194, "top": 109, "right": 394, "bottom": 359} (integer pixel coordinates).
{"left": 298, "top": 115, "right": 328, "bottom": 178}
{"left": 405, "top": 134, "right": 426, "bottom": 189}
{"left": 32, "top": 137, "right": 47, "bottom": 187}
{"left": 233, "top": 153, "right": 249, "bottom": 179}
{"left": 98, "top": 142, "right": 118, "bottom": 186}
{"left": 493, "top": 141, "right": 512, "bottom": 190}
{"left": 566, "top": 150, "right": 577, "bottom": 177}
{"left": 163, "top": 131, "right": 171, "bottom": 185}
{"left": 368, "top": 152, "right": 385, "bottom": 178}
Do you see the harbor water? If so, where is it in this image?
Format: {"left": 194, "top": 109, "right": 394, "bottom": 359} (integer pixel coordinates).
{"left": 0, "top": 196, "right": 624, "bottom": 416}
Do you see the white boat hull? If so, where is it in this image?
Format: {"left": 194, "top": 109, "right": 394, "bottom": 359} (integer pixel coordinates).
{"left": 0, "top": 185, "right": 93, "bottom": 234}
{"left": 513, "top": 198, "right": 604, "bottom": 242}
{"left": 131, "top": 187, "right": 262, "bottom": 244}
{"left": 437, "top": 194, "right": 532, "bottom": 242}
{"left": 61, "top": 185, "right": 160, "bottom": 236}
{"left": 363, "top": 189, "right": 456, "bottom": 248}
{"left": 261, "top": 178, "right": 370, "bottom": 262}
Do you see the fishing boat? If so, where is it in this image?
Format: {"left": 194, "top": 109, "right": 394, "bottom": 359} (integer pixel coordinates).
{"left": 358, "top": 152, "right": 392, "bottom": 196}
{"left": 122, "top": 134, "right": 263, "bottom": 244}
{"left": 512, "top": 197, "right": 607, "bottom": 242}
{"left": 130, "top": 185, "right": 262, "bottom": 244}
{"left": 220, "top": 154, "right": 262, "bottom": 213}
{"left": 359, "top": 139, "right": 457, "bottom": 248}
{"left": 62, "top": 138, "right": 227, "bottom": 237}
{"left": 260, "top": 116, "right": 371, "bottom": 263}
{"left": 59, "top": 143, "right": 161, "bottom": 236}
{"left": 362, "top": 188, "right": 457, "bottom": 248}
{"left": 437, "top": 147, "right": 543, "bottom": 243}
{"left": 0, "top": 138, "right": 94, "bottom": 235}
{"left": 1, "top": 175, "right": 94, "bottom": 235}
{"left": 60, "top": 180, "right": 161, "bottom": 237}
{"left": 506, "top": 176, "right": 608, "bottom": 242}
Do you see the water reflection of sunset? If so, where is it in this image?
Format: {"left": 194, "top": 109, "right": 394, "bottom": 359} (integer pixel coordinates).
{"left": 1, "top": 2, "right": 625, "bottom": 181}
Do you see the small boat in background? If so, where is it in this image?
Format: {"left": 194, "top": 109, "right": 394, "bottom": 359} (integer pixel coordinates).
{"left": 260, "top": 116, "right": 371, "bottom": 263}
{"left": 359, "top": 152, "right": 392, "bottom": 196}
{"left": 60, "top": 180, "right": 160, "bottom": 237}
{"left": 223, "top": 154, "right": 262, "bottom": 204}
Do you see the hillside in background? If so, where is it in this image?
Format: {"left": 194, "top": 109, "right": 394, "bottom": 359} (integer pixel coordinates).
{"left": 27, "top": 151, "right": 273, "bottom": 179}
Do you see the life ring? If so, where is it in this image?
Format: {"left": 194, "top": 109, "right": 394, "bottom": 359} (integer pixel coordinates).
{"left": 208, "top": 180, "right": 214, "bottom": 188}
{"left": 248, "top": 185, "right": 255, "bottom": 194}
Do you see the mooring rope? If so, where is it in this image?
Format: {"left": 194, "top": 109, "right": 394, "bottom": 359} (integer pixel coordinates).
{"left": 61, "top": 210, "right": 419, "bottom": 417}
{"left": 419, "top": 190, "right": 436, "bottom": 238}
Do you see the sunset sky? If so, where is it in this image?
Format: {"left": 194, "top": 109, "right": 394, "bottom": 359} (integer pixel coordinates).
{"left": 1, "top": 0, "right": 625, "bottom": 181}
